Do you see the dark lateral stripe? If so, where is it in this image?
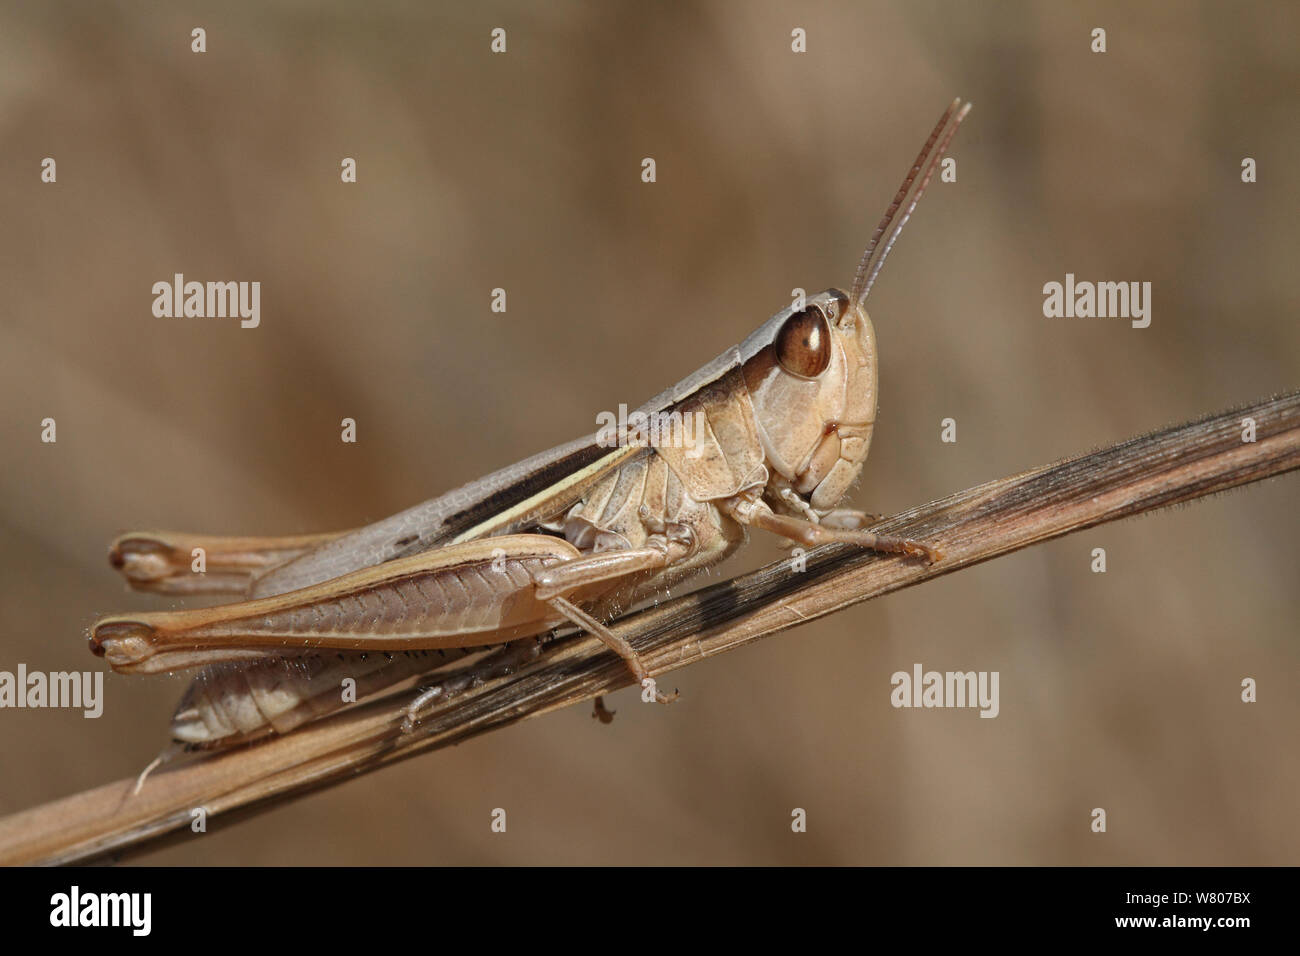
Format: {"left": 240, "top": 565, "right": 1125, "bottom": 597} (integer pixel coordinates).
{"left": 445, "top": 440, "right": 609, "bottom": 534}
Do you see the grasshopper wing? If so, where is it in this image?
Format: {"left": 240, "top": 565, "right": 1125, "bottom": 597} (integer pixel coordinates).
{"left": 249, "top": 438, "right": 641, "bottom": 598}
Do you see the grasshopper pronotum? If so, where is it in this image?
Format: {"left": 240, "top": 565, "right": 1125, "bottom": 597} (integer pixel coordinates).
{"left": 92, "top": 99, "right": 971, "bottom": 757}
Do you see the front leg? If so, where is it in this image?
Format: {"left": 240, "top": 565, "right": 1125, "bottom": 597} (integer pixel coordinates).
{"left": 723, "top": 497, "right": 940, "bottom": 563}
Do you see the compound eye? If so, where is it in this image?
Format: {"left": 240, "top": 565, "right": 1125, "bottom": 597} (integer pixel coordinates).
{"left": 775, "top": 306, "right": 832, "bottom": 378}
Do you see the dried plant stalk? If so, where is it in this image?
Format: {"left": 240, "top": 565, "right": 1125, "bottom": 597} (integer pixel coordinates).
{"left": 1, "top": 390, "right": 1296, "bottom": 865}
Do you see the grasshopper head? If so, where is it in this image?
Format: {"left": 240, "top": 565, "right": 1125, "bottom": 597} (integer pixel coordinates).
{"left": 743, "top": 98, "right": 970, "bottom": 518}
{"left": 742, "top": 290, "right": 878, "bottom": 514}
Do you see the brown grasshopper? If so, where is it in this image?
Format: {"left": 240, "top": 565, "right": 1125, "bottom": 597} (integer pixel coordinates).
{"left": 92, "top": 98, "right": 971, "bottom": 753}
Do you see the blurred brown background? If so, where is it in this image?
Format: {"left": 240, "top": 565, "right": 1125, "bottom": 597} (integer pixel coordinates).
{"left": 1, "top": 1, "right": 1296, "bottom": 865}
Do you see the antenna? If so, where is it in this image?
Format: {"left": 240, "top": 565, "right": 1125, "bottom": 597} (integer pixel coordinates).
{"left": 850, "top": 98, "right": 972, "bottom": 310}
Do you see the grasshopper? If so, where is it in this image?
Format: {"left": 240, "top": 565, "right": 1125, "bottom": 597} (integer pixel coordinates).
{"left": 92, "top": 99, "right": 971, "bottom": 753}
